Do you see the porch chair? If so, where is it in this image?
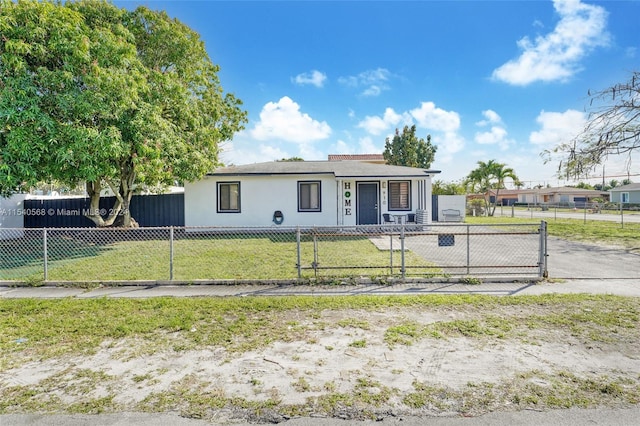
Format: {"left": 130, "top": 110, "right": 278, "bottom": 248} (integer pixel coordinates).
{"left": 406, "top": 213, "right": 416, "bottom": 223}
{"left": 382, "top": 213, "right": 394, "bottom": 224}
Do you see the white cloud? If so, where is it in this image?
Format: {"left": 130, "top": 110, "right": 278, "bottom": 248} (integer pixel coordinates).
{"left": 298, "top": 143, "right": 325, "bottom": 161}
{"left": 476, "top": 109, "right": 502, "bottom": 126}
{"left": 221, "top": 139, "right": 290, "bottom": 165}
{"left": 332, "top": 140, "right": 352, "bottom": 155}
{"left": 492, "top": 0, "right": 610, "bottom": 85}
{"left": 356, "top": 101, "right": 465, "bottom": 162}
{"left": 439, "top": 132, "right": 465, "bottom": 155}
{"left": 292, "top": 70, "right": 327, "bottom": 88}
{"left": 474, "top": 110, "right": 512, "bottom": 150}
{"left": 329, "top": 136, "right": 382, "bottom": 156}
{"left": 338, "top": 68, "right": 391, "bottom": 97}
{"left": 529, "top": 109, "right": 586, "bottom": 147}
{"left": 250, "top": 96, "right": 331, "bottom": 143}
{"left": 359, "top": 136, "right": 379, "bottom": 153}
{"left": 410, "top": 102, "right": 461, "bottom": 133}
{"left": 357, "top": 107, "right": 408, "bottom": 135}
{"left": 474, "top": 127, "right": 513, "bottom": 150}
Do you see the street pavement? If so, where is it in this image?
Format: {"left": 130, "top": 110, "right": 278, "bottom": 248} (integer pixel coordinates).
{"left": 3, "top": 407, "right": 640, "bottom": 426}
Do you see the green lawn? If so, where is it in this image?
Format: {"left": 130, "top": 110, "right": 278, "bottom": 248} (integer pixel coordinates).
{"left": 5, "top": 216, "right": 634, "bottom": 283}
{"left": 2, "top": 233, "right": 436, "bottom": 282}
{"left": 465, "top": 216, "right": 640, "bottom": 252}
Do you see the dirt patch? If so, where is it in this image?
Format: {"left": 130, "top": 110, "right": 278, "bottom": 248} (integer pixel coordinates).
{"left": 2, "top": 304, "right": 640, "bottom": 422}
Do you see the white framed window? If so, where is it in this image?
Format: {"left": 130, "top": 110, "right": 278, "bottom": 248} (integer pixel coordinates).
{"left": 298, "top": 181, "right": 321, "bottom": 212}
{"left": 217, "top": 182, "right": 240, "bottom": 213}
{"left": 621, "top": 192, "right": 630, "bottom": 203}
{"left": 388, "top": 180, "right": 411, "bottom": 211}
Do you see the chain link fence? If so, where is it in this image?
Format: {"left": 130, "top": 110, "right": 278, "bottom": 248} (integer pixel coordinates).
{"left": 467, "top": 200, "right": 640, "bottom": 225}
{"left": 1, "top": 222, "right": 547, "bottom": 284}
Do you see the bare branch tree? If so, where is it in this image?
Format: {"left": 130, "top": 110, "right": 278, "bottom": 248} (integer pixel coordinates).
{"left": 545, "top": 71, "right": 640, "bottom": 179}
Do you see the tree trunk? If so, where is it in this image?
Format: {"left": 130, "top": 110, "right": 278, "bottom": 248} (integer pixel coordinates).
{"left": 83, "top": 159, "right": 138, "bottom": 228}
{"left": 490, "top": 188, "right": 501, "bottom": 217}
{"left": 483, "top": 193, "right": 490, "bottom": 217}
{"left": 114, "top": 158, "right": 137, "bottom": 228}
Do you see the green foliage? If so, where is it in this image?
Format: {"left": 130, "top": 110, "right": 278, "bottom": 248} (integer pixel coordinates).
{"left": 465, "top": 160, "right": 519, "bottom": 216}
{"left": 574, "top": 182, "right": 594, "bottom": 189}
{"left": 383, "top": 125, "right": 437, "bottom": 168}
{"left": 432, "top": 179, "right": 466, "bottom": 195}
{"left": 0, "top": 0, "right": 247, "bottom": 226}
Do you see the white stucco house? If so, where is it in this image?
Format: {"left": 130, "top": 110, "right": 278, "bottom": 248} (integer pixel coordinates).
{"left": 184, "top": 161, "right": 440, "bottom": 227}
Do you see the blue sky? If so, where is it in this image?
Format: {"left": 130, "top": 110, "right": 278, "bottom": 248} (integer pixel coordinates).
{"left": 116, "top": 0, "right": 639, "bottom": 187}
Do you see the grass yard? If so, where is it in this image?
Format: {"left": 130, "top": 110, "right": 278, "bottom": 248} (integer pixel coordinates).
{"left": 465, "top": 216, "right": 640, "bottom": 252}
{"left": 2, "top": 233, "right": 436, "bottom": 282}
{"left": 4, "top": 216, "right": 636, "bottom": 283}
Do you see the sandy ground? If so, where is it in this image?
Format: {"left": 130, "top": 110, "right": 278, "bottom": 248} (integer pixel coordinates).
{"left": 2, "top": 303, "right": 640, "bottom": 424}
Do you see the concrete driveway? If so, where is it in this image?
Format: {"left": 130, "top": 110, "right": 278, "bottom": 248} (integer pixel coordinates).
{"left": 547, "top": 236, "right": 640, "bottom": 279}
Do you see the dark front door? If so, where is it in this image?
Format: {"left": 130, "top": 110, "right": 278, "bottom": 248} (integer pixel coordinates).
{"left": 357, "top": 182, "right": 379, "bottom": 225}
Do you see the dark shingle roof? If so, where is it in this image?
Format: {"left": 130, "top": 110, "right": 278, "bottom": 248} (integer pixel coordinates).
{"left": 209, "top": 161, "right": 439, "bottom": 178}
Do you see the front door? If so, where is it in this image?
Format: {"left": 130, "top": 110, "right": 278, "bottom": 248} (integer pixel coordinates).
{"left": 357, "top": 182, "right": 379, "bottom": 225}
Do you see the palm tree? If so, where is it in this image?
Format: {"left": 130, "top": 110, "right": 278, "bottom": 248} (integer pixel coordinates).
{"left": 465, "top": 160, "right": 519, "bottom": 216}
{"left": 490, "top": 162, "right": 518, "bottom": 216}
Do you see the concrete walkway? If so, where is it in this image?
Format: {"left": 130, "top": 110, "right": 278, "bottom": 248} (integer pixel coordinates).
{"left": 2, "top": 278, "right": 639, "bottom": 299}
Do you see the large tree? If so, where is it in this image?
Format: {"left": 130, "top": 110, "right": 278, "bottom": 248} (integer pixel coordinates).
{"left": 0, "top": 0, "right": 247, "bottom": 227}
{"left": 383, "top": 125, "right": 437, "bottom": 168}
{"left": 546, "top": 71, "right": 640, "bottom": 179}
{"left": 464, "top": 160, "right": 519, "bottom": 216}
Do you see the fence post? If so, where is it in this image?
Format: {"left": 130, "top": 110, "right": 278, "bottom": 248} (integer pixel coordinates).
{"left": 43, "top": 228, "right": 48, "bottom": 281}
{"left": 389, "top": 231, "right": 394, "bottom": 275}
{"left": 169, "top": 226, "right": 174, "bottom": 281}
{"left": 400, "top": 224, "right": 405, "bottom": 279}
{"left": 466, "top": 224, "right": 470, "bottom": 275}
{"left": 296, "top": 226, "right": 301, "bottom": 279}
{"left": 539, "top": 220, "right": 548, "bottom": 278}
{"left": 312, "top": 228, "right": 318, "bottom": 278}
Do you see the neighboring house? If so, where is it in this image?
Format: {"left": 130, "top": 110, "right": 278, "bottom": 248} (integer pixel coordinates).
{"left": 609, "top": 183, "right": 640, "bottom": 204}
{"left": 184, "top": 161, "right": 440, "bottom": 227}
{"left": 477, "top": 187, "right": 609, "bottom": 206}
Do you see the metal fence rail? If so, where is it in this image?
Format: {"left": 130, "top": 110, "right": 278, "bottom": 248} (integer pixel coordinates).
{"left": 0, "top": 222, "right": 547, "bottom": 284}
{"left": 468, "top": 201, "right": 640, "bottom": 225}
